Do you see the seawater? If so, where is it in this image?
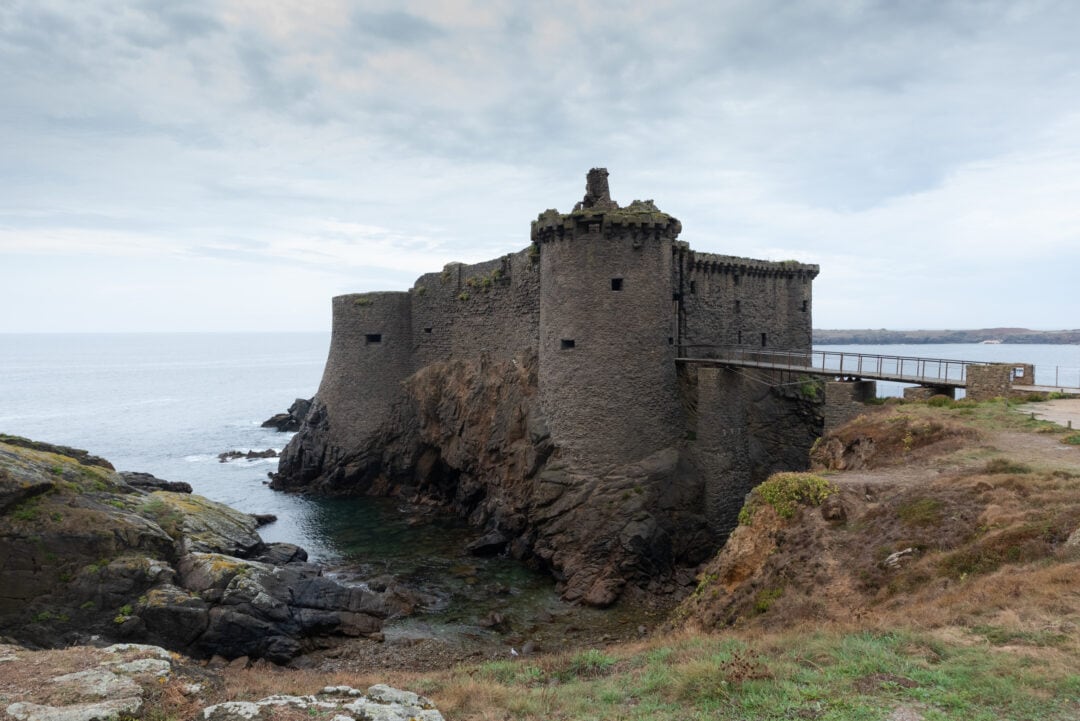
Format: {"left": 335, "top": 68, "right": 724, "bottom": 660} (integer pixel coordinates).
{"left": 0, "top": 333, "right": 556, "bottom": 628}
{"left": 813, "top": 343, "right": 1080, "bottom": 397}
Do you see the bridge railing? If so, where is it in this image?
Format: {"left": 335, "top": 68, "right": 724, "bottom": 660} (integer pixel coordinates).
{"left": 677, "top": 345, "right": 986, "bottom": 386}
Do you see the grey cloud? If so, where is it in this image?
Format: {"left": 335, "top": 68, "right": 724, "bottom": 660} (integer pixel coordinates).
{"left": 124, "top": 0, "right": 223, "bottom": 48}
{"left": 234, "top": 35, "right": 324, "bottom": 120}
{"left": 350, "top": 10, "right": 444, "bottom": 46}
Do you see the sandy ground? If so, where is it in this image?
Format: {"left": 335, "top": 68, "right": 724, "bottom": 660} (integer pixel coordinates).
{"left": 1017, "top": 398, "right": 1080, "bottom": 430}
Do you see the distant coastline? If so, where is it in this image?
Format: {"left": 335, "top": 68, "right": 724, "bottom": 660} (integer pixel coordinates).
{"left": 814, "top": 328, "right": 1080, "bottom": 345}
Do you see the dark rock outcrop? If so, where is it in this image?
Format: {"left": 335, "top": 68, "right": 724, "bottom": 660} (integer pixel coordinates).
{"left": 119, "top": 471, "right": 193, "bottom": 494}
{"left": 275, "top": 353, "right": 818, "bottom": 608}
{"left": 0, "top": 437, "right": 394, "bottom": 663}
{"left": 217, "top": 449, "right": 278, "bottom": 463}
{"left": 261, "top": 398, "right": 313, "bottom": 432}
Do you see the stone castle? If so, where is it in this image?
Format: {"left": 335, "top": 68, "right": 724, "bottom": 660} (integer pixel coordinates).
{"left": 276, "top": 169, "right": 822, "bottom": 606}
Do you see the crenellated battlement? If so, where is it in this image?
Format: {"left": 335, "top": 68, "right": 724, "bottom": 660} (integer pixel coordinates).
{"left": 685, "top": 251, "right": 819, "bottom": 279}
{"left": 531, "top": 202, "right": 682, "bottom": 245}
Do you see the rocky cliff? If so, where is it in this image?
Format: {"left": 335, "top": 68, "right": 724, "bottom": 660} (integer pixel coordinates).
{"left": 275, "top": 354, "right": 821, "bottom": 607}
{"left": 0, "top": 436, "right": 415, "bottom": 664}
{"left": 674, "top": 401, "right": 1080, "bottom": 632}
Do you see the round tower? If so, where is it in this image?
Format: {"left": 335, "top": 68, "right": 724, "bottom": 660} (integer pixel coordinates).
{"left": 317, "top": 291, "right": 412, "bottom": 453}
{"left": 534, "top": 169, "right": 685, "bottom": 467}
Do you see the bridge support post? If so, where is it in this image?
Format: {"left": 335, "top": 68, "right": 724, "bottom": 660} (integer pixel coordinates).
{"left": 902, "top": 385, "right": 955, "bottom": 401}
{"left": 823, "top": 380, "right": 877, "bottom": 431}
{"left": 695, "top": 367, "right": 752, "bottom": 534}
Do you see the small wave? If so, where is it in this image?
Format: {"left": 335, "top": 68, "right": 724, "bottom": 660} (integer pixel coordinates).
{"left": 183, "top": 454, "right": 216, "bottom": 462}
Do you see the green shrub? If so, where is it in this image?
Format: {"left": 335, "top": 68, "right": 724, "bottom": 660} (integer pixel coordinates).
{"left": 1062, "top": 434, "right": 1080, "bottom": 446}
{"left": 753, "top": 587, "right": 784, "bottom": 614}
{"left": 739, "top": 472, "right": 837, "bottom": 524}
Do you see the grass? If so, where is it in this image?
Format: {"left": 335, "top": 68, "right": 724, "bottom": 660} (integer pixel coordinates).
{"left": 897, "top": 498, "right": 944, "bottom": 526}
{"left": 266, "top": 628, "right": 1076, "bottom": 720}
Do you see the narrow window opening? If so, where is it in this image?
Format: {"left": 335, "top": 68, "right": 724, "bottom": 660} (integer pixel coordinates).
{"left": 760, "top": 333, "right": 767, "bottom": 347}
{"left": 424, "top": 327, "right": 433, "bottom": 334}
{"left": 735, "top": 299, "right": 741, "bottom": 313}
{"left": 690, "top": 280, "right": 696, "bottom": 294}
{"left": 672, "top": 292, "right": 681, "bottom": 301}
{"left": 801, "top": 300, "right": 808, "bottom": 312}
{"left": 668, "top": 337, "right": 674, "bottom": 345}
{"left": 737, "top": 331, "right": 742, "bottom": 344}
{"left": 560, "top": 339, "right": 575, "bottom": 349}
{"left": 610, "top": 278, "right": 623, "bottom": 291}
{"left": 365, "top": 333, "right": 382, "bottom": 344}
{"left": 734, "top": 274, "right": 741, "bottom": 286}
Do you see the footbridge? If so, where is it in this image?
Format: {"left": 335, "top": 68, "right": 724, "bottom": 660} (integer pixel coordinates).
{"left": 675, "top": 346, "right": 1080, "bottom": 399}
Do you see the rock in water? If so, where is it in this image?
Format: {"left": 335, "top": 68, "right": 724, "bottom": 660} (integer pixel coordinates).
{"left": 119, "top": 471, "right": 193, "bottom": 494}
{"left": 260, "top": 398, "right": 313, "bottom": 432}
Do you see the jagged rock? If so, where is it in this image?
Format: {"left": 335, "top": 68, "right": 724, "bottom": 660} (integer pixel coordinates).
{"left": 2, "top": 644, "right": 178, "bottom": 721}
{"left": 119, "top": 471, "right": 193, "bottom": 494}
{"left": 217, "top": 450, "right": 278, "bottom": 463}
{"left": 276, "top": 354, "right": 721, "bottom": 608}
{"left": 0, "top": 437, "right": 391, "bottom": 663}
{"left": 0, "top": 475, "right": 54, "bottom": 514}
{"left": 260, "top": 398, "right": 313, "bottom": 432}
{"left": 465, "top": 529, "right": 509, "bottom": 556}
{"left": 0, "top": 435, "right": 114, "bottom": 470}
{"left": 202, "top": 685, "right": 444, "bottom": 721}
{"left": 820, "top": 495, "right": 848, "bottom": 523}
{"left": 250, "top": 513, "right": 277, "bottom": 527}
{"left": 881, "top": 548, "right": 916, "bottom": 570}
{"left": 143, "top": 491, "right": 263, "bottom": 557}
{"left": 251, "top": 542, "right": 306, "bottom": 565}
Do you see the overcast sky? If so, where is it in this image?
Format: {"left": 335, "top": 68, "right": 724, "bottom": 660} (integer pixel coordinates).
{"left": 2, "top": 0, "right": 1078, "bottom": 332}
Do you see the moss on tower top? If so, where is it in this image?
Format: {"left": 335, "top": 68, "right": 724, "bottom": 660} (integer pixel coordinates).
{"left": 531, "top": 170, "right": 681, "bottom": 240}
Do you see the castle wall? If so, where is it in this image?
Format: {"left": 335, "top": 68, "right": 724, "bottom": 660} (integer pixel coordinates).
{"left": 409, "top": 249, "right": 540, "bottom": 368}
{"left": 677, "top": 251, "right": 816, "bottom": 353}
{"left": 537, "top": 215, "right": 683, "bottom": 467}
{"left": 318, "top": 292, "right": 413, "bottom": 449}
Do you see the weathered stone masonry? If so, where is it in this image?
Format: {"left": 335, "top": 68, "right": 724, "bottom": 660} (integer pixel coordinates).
{"left": 276, "top": 169, "right": 823, "bottom": 605}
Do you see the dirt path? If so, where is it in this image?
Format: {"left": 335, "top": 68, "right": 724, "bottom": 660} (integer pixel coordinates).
{"left": 825, "top": 411, "right": 1080, "bottom": 493}
{"left": 1017, "top": 398, "right": 1080, "bottom": 430}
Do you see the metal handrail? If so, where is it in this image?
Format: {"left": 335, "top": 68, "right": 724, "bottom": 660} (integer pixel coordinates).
{"left": 676, "top": 345, "right": 988, "bottom": 385}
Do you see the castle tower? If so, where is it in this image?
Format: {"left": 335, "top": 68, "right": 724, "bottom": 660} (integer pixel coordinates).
{"left": 533, "top": 169, "right": 685, "bottom": 467}
{"left": 316, "top": 291, "right": 412, "bottom": 468}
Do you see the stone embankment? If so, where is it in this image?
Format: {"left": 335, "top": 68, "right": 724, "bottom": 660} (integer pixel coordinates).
{"left": 0, "top": 436, "right": 418, "bottom": 664}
